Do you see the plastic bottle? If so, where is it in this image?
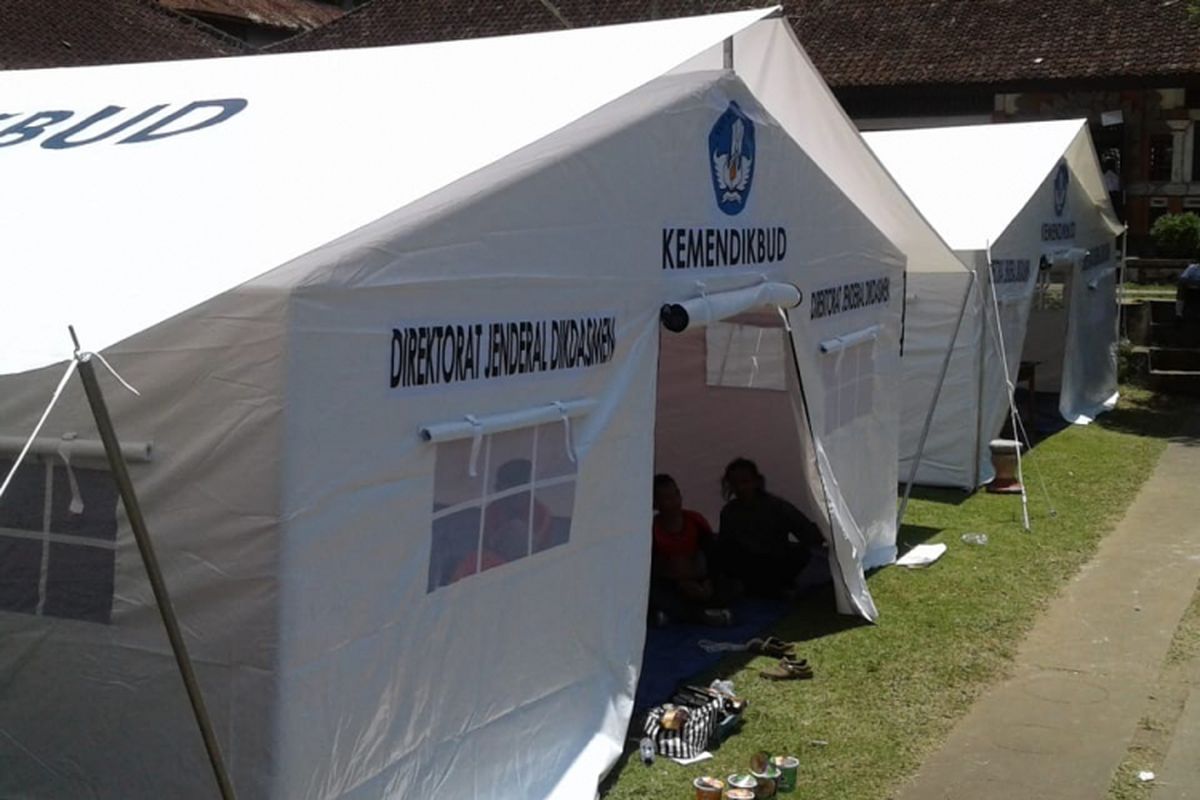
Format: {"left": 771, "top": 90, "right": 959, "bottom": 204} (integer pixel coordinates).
{"left": 961, "top": 532, "right": 988, "bottom": 546}
{"left": 639, "top": 737, "right": 656, "bottom": 765}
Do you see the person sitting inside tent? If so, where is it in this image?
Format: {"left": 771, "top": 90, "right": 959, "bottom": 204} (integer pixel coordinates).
{"left": 452, "top": 458, "right": 551, "bottom": 580}
{"left": 649, "top": 473, "right": 733, "bottom": 626}
{"left": 718, "top": 457, "right": 824, "bottom": 599}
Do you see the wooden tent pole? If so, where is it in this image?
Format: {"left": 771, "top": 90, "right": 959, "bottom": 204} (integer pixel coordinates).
{"left": 70, "top": 330, "right": 237, "bottom": 800}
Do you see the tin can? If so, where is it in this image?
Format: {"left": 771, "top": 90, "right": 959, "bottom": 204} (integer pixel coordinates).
{"left": 750, "top": 765, "right": 780, "bottom": 798}
{"left": 694, "top": 776, "right": 725, "bottom": 800}
{"left": 724, "top": 790, "right": 755, "bottom": 800}
{"left": 770, "top": 756, "right": 799, "bottom": 792}
{"left": 727, "top": 773, "right": 758, "bottom": 793}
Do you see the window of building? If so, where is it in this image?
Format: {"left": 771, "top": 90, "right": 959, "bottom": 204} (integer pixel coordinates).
{"left": 1149, "top": 198, "right": 1172, "bottom": 229}
{"left": 427, "top": 422, "right": 575, "bottom": 592}
{"left": 0, "top": 457, "right": 118, "bottom": 624}
{"left": 820, "top": 338, "right": 876, "bottom": 435}
{"left": 705, "top": 322, "right": 788, "bottom": 392}
{"left": 1149, "top": 134, "right": 1174, "bottom": 182}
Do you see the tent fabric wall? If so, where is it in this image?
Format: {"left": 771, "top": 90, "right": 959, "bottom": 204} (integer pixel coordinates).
{"left": 0, "top": 290, "right": 288, "bottom": 797}
{"left": 865, "top": 120, "right": 1123, "bottom": 488}
{"left": 0, "top": 19, "right": 907, "bottom": 796}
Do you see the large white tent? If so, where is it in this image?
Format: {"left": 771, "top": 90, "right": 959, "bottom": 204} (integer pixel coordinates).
{"left": 0, "top": 11, "right": 908, "bottom": 799}
{"left": 674, "top": 20, "right": 975, "bottom": 501}
{"left": 866, "top": 120, "right": 1124, "bottom": 488}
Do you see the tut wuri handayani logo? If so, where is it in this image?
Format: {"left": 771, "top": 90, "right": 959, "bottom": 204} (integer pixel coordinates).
{"left": 1053, "top": 160, "right": 1069, "bottom": 217}
{"left": 709, "top": 101, "right": 756, "bottom": 215}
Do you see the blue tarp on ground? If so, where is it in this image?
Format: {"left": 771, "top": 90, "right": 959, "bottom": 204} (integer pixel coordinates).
{"left": 634, "top": 557, "right": 832, "bottom": 711}
{"left": 634, "top": 596, "right": 788, "bottom": 711}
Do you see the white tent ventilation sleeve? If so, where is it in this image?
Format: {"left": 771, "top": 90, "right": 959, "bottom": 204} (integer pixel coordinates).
{"left": 661, "top": 281, "right": 801, "bottom": 332}
{"left": 1049, "top": 247, "right": 1088, "bottom": 267}
{"left": 0, "top": 435, "right": 154, "bottom": 463}
{"left": 420, "top": 399, "right": 596, "bottom": 445}
{"left": 819, "top": 324, "right": 883, "bottom": 354}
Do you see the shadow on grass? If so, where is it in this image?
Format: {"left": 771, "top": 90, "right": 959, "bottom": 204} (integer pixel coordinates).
{"left": 902, "top": 485, "right": 972, "bottom": 507}
{"left": 896, "top": 524, "right": 944, "bottom": 555}
{"left": 772, "top": 587, "right": 872, "bottom": 645}
{"left": 1098, "top": 391, "right": 1200, "bottom": 445}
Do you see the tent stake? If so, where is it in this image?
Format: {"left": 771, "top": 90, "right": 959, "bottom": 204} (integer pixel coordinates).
{"left": 897, "top": 270, "right": 976, "bottom": 528}
{"left": 73, "top": 349, "right": 237, "bottom": 800}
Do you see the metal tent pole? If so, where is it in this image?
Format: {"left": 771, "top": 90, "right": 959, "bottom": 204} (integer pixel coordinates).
{"left": 70, "top": 336, "right": 237, "bottom": 800}
{"left": 981, "top": 258, "right": 1031, "bottom": 532}
{"left": 897, "top": 270, "right": 976, "bottom": 528}
{"left": 973, "top": 262, "right": 988, "bottom": 489}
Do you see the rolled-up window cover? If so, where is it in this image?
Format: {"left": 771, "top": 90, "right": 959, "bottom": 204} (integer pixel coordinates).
{"left": 662, "top": 281, "right": 801, "bottom": 332}
{"left": 1047, "top": 247, "right": 1087, "bottom": 267}
{"left": 0, "top": 435, "right": 153, "bottom": 463}
{"left": 419, "top": 398, "right": 596, "bottom": 443}
{"left": 819, "top": 324, "right": 882, "bottom": 354}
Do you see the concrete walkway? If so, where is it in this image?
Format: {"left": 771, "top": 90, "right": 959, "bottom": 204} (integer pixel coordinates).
{"left": 895, "top": 440, "right": 1200, "bottom": 800}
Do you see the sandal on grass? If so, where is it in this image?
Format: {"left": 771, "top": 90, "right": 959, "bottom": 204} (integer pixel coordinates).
{"left": 759, "top": 657, "right": 813, "bottom": 681}
{"left": 748, "top": 636, "right": 796, "bottom": 658}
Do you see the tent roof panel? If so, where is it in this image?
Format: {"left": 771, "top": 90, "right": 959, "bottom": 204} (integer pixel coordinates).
{"left": 863, "top": 119, "right": 1085, "bottom": 251}
{"left": 0, "top": 8, "right": 773, "bottom": 375}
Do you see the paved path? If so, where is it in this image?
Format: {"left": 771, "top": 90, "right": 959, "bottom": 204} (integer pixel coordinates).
{"left": 895, "top": 440, "right": 1200, "bottom": 800}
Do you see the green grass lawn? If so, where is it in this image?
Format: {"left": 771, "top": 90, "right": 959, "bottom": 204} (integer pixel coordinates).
{"left": 602, "top": 387, "right": 1188, "bottom": 799}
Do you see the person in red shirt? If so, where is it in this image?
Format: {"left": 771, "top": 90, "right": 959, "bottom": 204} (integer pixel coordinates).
{"left": 650, "top": 474, "right": 733, "bottom": 626}
{"left": 450, "top": 459, "right": 552, "bottom": 582}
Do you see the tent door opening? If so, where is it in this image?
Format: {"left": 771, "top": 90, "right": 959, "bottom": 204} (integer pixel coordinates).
{"left": 651, "top": 307, "right": 833, "bottom": 605}
{"left": 1022, "top": 254, "right": 1075, "bottom": 396}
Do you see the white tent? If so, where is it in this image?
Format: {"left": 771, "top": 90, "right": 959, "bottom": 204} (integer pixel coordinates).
{"left": 0, "top": 11, "right": 907, "bottom": 800}
{"left": 671, "top": 20, "right": 977, "bottom": 500}
{"left": 865, "top": 120, "right": 1124, "bottom": 488}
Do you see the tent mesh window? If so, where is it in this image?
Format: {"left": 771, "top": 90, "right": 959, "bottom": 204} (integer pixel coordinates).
{"left": 0, "top": 457, "right": 117, "bottom": 624}
{"left": 705, "top": 322, "right": 787, "bottom": 392}
{"left": 820, "top": 339, "right": 876, "bottom": 435}
{"left": 427, "top": 422, "right": 576, "bottom": 592}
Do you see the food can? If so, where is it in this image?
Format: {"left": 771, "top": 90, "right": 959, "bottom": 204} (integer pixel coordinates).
{"left": 770, "top": 756, "right": 799, "bottom": 792}
{"left": 750, "top": 765, "right": 780, "bottom": 798}
{"left": 727, "top": 773, "right": 758, "bottom": 793}
{"left": 694, "top": 776, "right": 725, "bottom": 800}
{"left": 724, "top": 790, "right": 755, "bottom": 800}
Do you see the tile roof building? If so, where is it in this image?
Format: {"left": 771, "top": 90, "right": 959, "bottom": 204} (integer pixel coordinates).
{"left": 273, "top": 0, "right": 1200, "bottom": 250}
{"left": 0, "top": 0, "right": 245, "bottom": 70}
{"left": 267, "top": 0, "right": 760, "bottom": 52}
{"left": 158, "top": 0, "right": 345, "bottom": 46}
